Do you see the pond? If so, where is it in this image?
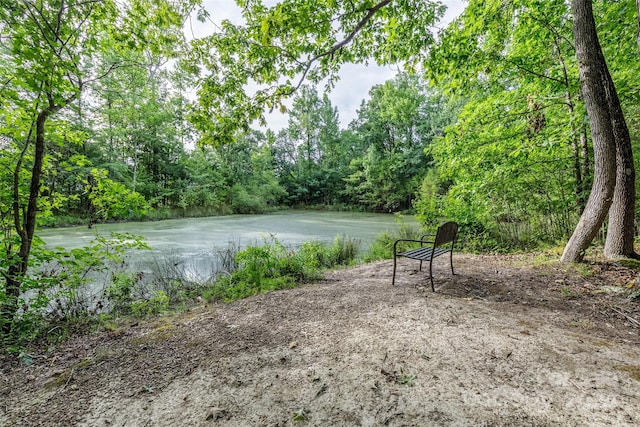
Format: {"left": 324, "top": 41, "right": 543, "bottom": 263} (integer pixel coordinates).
{"left": 38, "top": 210, "right": 416, "bottom": 280}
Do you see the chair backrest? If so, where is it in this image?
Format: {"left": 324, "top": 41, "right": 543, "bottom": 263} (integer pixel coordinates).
{"left": 434, "top": 221, "right": 458, "bottom": 247}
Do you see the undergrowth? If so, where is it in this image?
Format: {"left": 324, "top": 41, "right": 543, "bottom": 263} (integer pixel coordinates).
{"left": 9, "top": 219, "right": 640, "bottom": 356}
{"left": 203, "top": 235, "right": 360, "bottom": 302}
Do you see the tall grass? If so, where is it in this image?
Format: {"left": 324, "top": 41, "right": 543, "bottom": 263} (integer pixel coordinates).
{"left": 363, "top": 222, "right": 424, "bottom": 262}
{"left": 202, "top": 235, "right": 361, "bottom": 302}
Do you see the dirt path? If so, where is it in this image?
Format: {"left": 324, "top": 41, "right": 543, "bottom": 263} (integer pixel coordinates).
{"left": 2, "top": 254, "right": 640, "bottom": 426}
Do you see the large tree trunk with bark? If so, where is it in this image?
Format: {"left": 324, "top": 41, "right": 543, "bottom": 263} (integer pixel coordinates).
{"left": 580, "top": 124, "right": 590, "bottom": 189}
{"left": 604, "top": 106, "right": 637, "bottom": 258}
{"left": 601, "top": 2, "right": 638, "bottom": 259}
{"left": 561, "top": 0, "right": 618, "bottom": 262}
{"left": 605, "top": 0, "right": 640, "bottom": 259}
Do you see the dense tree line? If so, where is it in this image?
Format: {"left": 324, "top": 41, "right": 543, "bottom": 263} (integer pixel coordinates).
{"left": 181, "top": 0, "right": 640, "bottom": 258}
{"left": 9, "top": 69, "right": 451, "bottom": 227}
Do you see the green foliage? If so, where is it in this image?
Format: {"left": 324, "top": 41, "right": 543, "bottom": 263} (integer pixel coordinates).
{"left": 327, "top": 235, "right": 361, "bottom": 266}
{"left": 413, "top": 169, "right": 447, "bottom": 227}
{"left": 560, "top": 286, "right": 580, "bottom": 300}
{"left": 223, "top": 134, "right": 287, "bottom": 213}
{"left": 204, "top": 240, "right": 299, "bottom": 302}
{"left": 177, "top": 148, "right": 227, "bottom": 212}
{"left": 364, "top": 216, "right": 423, "bottom": 262}
{"left": 415, "top": 0, "right": 640, "bottom": 251}
{"left": 229, "top": 182, "right": 284, "bottom": 214}
{"left": 2, "top": 0, "right": 639, "bottom": 295}
{"left": 178, "top": 131, "right": 287, "bottom": 215}
{"left": 104, "top": 271, "right": 145, "bottom": 315}
{"left": 0, "top": 0, "right": 195, "bottom": 340}
{"left": 427, "top": 91, "right": 580, "bottom": 249}
{"left": 292, "top": 408, "right": 307, "bottom": 422}
{"left": 342, "top": 75, "right": 453, "bottom": 212}
{"left": 396, "top": 370, "right": 417, "bottom": 386}
{"left": 130, "top": 291, "right": 170, "bottom": 318}
{"left": 186, "top": 0, "right": 445, "bottom": 143}
{"left": 1, "top": 233, "right": 149, "bottom": 346}
{"left": 299, "top": 235, "right": 361, "bottom": 269}
{"left": 228, "top": 185, "right": 265, "bottom": 214}
{"left": 273, "top": 86, "right": 346, "bottom": 206}
{"left": 204, "top": 235, "right": 360, "bottom": 303}
{"left": 87, "top": 169, "right": 150, "bottom": 222}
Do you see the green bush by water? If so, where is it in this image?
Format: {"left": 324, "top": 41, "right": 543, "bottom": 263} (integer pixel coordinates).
{"left": 1, "top": 233, "right": 150, "bottom": 349}
{"left": 363, "top": 218, "right": 423, "bottom": 262}
{"left": 203, "top": 235, "right": 360, "bottom": 302}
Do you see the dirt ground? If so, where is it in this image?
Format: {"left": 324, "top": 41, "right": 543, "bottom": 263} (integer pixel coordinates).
{"left": 1, "top": 253, "right": 640, "bottom": 427}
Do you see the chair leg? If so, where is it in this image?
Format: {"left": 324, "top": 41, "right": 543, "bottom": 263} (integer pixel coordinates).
{"left": 392, "top": 255, "right": 397, "bottom": 286}
{"left": 449, "top": 251, "right": 455, "bottom": 275}
{"left": 429, "top": 258, "right": 435, "bottom": 292}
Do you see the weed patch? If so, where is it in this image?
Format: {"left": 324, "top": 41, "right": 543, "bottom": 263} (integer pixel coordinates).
{"left": 614, "top": 365, "right": 640, "bottom": 381}
{"left": 203, "top": 236, "right": 360, "bottom": 303}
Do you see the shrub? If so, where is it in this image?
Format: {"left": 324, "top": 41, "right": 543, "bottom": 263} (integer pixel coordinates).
{"left": 329, "top": 235, "right": 360, "bottom": 266}
{"left": 298, "top": 236, "right": 359, "bottom": 269}
{"left": 229, "top": 184, "right": 267, "bottom": 214}
{"left": 1, "top": 233, "right": 149, "bottom": 348}
{"left": 130, "top": 291, "right": 170, "bottom": 318}
{"left": 364, "top": 218, "right": 423, "bottom": 262}
{"left": 203, "top": 235, "right": 360, "bottom": 303}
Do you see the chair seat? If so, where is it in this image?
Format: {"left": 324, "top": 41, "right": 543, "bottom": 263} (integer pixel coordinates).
{"left": 398, "top": 246, "right": 450, "bottom": 261}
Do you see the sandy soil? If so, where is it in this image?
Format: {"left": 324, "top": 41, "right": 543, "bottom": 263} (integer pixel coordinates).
{"left": 1, "top": 254, "right": 640, "bottom": 426}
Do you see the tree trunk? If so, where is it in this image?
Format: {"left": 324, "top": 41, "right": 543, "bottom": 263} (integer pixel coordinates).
{"left": 580, "top": 123, "right": 590, "bottom": 187}
{"left": 602, "top": 2, "right": 638, "bottom": 259}
{"left": 1, "top": 103, "right": 61, "bottom": 335}
{"left": 603, "top": 96, "right": 637, "bottom": 258}
{"left": 1, "top": 110, "right": 47, "bottom": 334}
{"left": 561, "top": 0, "right": 618, "bottom": 262}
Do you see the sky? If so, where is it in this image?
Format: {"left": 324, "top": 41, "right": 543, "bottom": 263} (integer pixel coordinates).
{"left": 189, "top": 0, "right": 467, "bottom": 132}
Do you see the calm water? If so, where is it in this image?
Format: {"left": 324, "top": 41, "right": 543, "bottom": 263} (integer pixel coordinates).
{"left": 38, "top": 211, "right": 415, "bottom": 278}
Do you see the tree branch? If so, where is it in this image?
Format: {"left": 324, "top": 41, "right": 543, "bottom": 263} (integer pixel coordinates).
{"left": 505, "top": 58, "right": 566, "bottom": 85}
{"left": 289, "top": 0, "right": 393, "bottom": 96}
{"left": 21, "top": 0, "right": 59, "bottom": 56}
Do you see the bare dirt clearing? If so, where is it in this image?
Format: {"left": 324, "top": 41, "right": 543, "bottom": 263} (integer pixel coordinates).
{"left": 2, "top": 254, "right": 640, "bottom": 426}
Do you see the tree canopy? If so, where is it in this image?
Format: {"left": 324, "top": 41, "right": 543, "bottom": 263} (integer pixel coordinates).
{"left": 186, "top": 0, "right": 446, "bottom": 143}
